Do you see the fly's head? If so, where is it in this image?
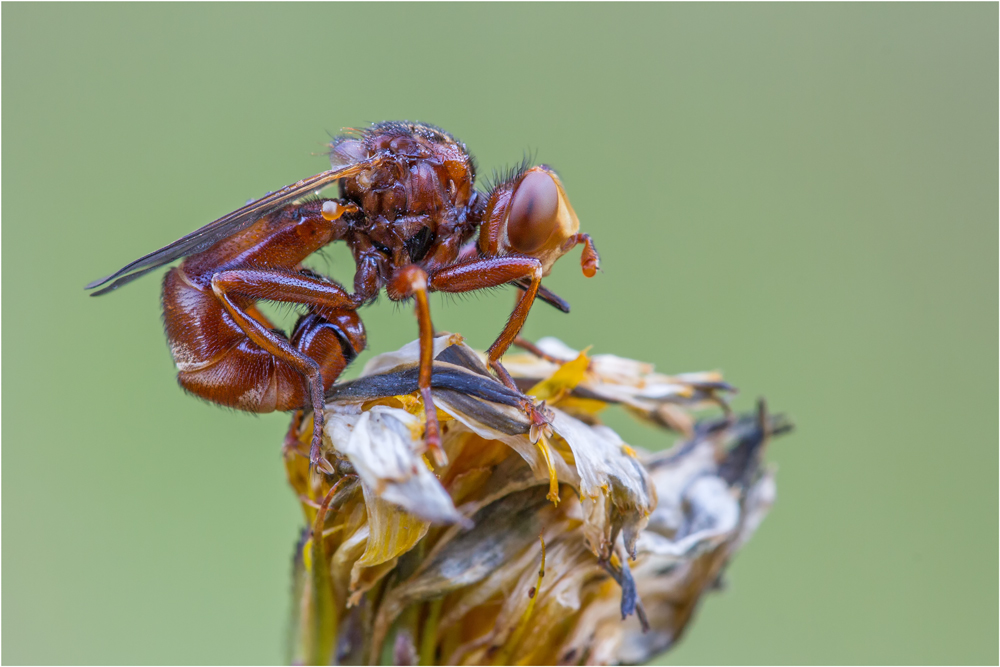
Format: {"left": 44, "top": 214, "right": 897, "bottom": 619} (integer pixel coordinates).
{"left": 479, "top": 165, "right": 588, "bottom": 277}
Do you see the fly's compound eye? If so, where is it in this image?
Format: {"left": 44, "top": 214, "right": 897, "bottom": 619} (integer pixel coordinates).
{"left": 507, "top": 169, "right": 559, "bottom": 254}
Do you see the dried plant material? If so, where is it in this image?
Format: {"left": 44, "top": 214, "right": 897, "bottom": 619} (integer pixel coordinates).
{"left": 504, "top": 337, "right": 736, "bottom": 436}
{"left": 325, "top": 405, "right": 468, "bottom": 527}
{"left": 284, "top": 335, "right": 790, "bottom": 665}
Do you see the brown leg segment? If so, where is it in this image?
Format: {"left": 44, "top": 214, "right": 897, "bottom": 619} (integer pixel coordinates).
{"left": 428, "top": 256, "right": 553, "bottom": 439}
{"left": 388, "top": 265, "right": 445, "bottom": 464}
{"left": 211, "top": 268, "right": 359, "bottom": 473}
{"left": 211, "top": 269, "right": 356, "bottom": 317}
{"left": 428, "top": 256, "right": 544, "bottom": 383}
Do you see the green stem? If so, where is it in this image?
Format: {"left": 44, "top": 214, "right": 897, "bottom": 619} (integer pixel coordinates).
{"left": 419, "top": 598, "right": 443, "bottom": 666}
{"left": 307, "top": 478, "right": 352, "bottom": 665}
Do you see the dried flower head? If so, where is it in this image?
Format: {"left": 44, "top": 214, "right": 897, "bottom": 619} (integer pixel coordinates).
{"left": 283, "top": 335, "right": 789, "bottom": 665}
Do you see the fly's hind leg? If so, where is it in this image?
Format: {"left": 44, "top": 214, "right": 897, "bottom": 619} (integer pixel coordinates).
{"left": 210, "top": 268, "right": 361, "bottom": 473}
{"left": 286, "top": 309, "right": 366, "bottom": 465}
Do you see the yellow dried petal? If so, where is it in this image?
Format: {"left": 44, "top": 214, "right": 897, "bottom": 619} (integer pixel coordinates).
{"left": 492, "top": 535, "right": 546, "bottom": 666}
{"left": 354, "top": 490, "right": 429, "bottom": 570}
{"left": 535, "top": 434, "right": 561, "bottom": 506}
{"left": 527, "top": 349, "right": 590, "bottom": 402}
{"left": 552, "top": 395, "right": 608, "bottom": 418}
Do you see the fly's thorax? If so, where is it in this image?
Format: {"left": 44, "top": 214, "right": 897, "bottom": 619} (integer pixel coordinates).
{"left": 333, "top": 122, "right": 476, "bottom": 223}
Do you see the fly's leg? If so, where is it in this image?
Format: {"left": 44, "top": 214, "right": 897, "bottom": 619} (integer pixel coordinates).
{"left": 428, "top": 256, "right": 544, "bottom": 377}
{"left": 512, "top": 337, "right": 571, "bottom": 366}
{"left": 428, "top": 256, "right": 553, "bottom": 438}
{"left": 388, "top": 265, "right": 445, "bottom": 464}
{"left": 211, "top": 268, "right": 360, "bottom": 473}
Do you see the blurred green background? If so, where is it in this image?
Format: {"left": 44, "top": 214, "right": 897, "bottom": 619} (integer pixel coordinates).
{"left": 3, "top": 3, "right": 996, "bottom": 665}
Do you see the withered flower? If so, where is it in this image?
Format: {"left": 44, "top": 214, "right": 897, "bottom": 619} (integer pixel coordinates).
{"left": 283, "top": 335, "right": 790, "bottom": 665}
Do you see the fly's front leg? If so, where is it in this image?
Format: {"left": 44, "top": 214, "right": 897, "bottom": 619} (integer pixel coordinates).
{"left": 388, "top": 265, "right": 445, "bottom": 464}
{"left": 349, "top": 235, "right": 386, "bottom": 305}
{"left": 428, "top": 256, "right": 553, "bottom": 438}
{"left": 428, "top": 256, "right": 543, "bottom": 379}
{"left": 211, "top": 268, "right": 360, "bottom": 473}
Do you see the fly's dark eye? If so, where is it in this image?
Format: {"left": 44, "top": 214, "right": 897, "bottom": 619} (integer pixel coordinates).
{"left": 507, "top": 170, "right": 559, "bottom": 253}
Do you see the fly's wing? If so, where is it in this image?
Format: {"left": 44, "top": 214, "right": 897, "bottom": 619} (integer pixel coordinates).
{"left": 85, "top": 156, "right": 380, "bottom": 296}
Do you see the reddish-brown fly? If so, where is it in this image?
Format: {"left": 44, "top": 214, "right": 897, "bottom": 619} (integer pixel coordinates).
{"left": 87, "top": 121, "right": 599, "bottom": 472}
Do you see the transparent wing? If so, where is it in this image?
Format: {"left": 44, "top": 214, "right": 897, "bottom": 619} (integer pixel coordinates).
{"left": 86, "top": 157, "right": 379, "bottom": 295}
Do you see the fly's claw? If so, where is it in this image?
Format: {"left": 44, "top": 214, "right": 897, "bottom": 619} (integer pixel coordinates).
{"left": 283, "top": 411, "right": 336, "bottom": 476}
{"left": 313, "top": 456, "right": 336, "bottom": 476}
{"left": 522, "top": 398, "right": 555, "bottom": 443}
{"left": 309, "top": 434, "right": 337, "bottom": 475}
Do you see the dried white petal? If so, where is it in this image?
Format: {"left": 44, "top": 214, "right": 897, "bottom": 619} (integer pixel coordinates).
{"left": 502, "top": 337, "right": 733, "bottom": 429}
{"left": 324, "top": 405, "right": 467, "bottom": 526}
{"left": 548, "top": 411, "right": 655, "bottom": 558}
{"left": 635, "top": 476, "right": 738, "bottom": 560}
{"left": 433, "top": 396, "right": 577, "bottom": 488}
{"left": 533, "top": 336, "right": 580, "bottom": 360}
{"left": 359, "top": 333, "right": 464, "bottom": 376}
